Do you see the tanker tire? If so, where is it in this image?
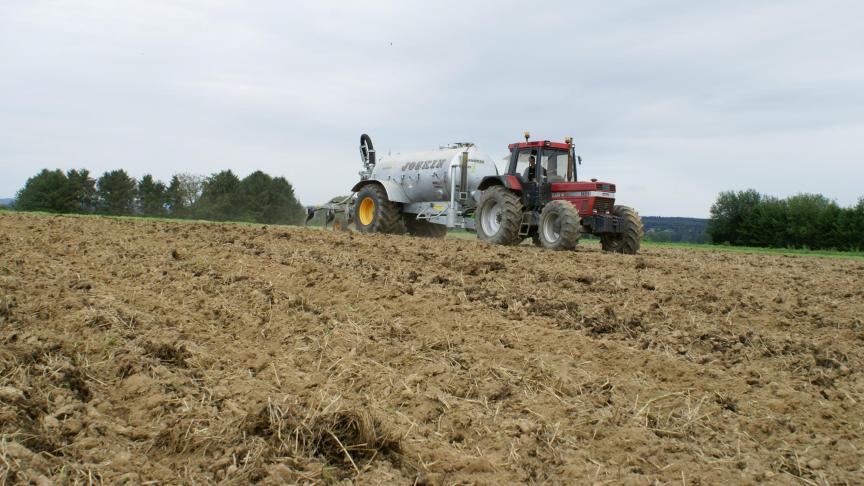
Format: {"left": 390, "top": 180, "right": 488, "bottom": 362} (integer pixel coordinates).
{"left": 600, "top": 205, "right": 643, "bottom": 254}
{"left": 476, "top": 186, "right": 523, "bottom": 246}
{"left": 404, "top": 216, "right": 447, "bottom": 238}
{"left": 354, "top": 184, "right": 405, "bottom": 235}
{"left": 538, "top": 200, "right": 581, "bottom": 250}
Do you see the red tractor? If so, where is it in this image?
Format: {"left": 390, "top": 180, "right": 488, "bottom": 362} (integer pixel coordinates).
{"left": 474, "top": 133, "right": 643, "bottom": 253}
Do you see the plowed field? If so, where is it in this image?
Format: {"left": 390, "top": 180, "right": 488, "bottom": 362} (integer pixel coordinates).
{"left": 1, "top": 212, "right": 862, "bottom": 485}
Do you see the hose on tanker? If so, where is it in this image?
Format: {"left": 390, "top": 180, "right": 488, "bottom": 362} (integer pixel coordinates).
{"left": 360, "top": 134, "right": 375, "bottom": 166}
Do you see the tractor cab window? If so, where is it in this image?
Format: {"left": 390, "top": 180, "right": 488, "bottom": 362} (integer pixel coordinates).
{"left": 513, "top": 148, "right": 570, "bottom": 182}
{"left": 513, "top": 150, "right": 534, "bottom": 178}
{"left": 542, "top": 150, "right": 569, "bottom": 182}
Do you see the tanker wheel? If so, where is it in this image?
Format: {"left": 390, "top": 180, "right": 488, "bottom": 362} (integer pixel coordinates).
{"left": 476, "top": 186, "right": 523, "bottom": 245}
{"left": 354, "top": 185, "right": 405, "bottom": 234}
{"left": 404, "top": 216, "right": 447, "bottom": 238}
{"left": 600, "top": 205, "right": 643, "bottom": 254}
{"left": 538, "top": 201, "right": 581, "bottom": 250}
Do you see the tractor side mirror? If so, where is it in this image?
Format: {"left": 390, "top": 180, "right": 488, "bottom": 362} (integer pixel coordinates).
{"left": 577, "top": 155, "right": 582, "bottom": 165}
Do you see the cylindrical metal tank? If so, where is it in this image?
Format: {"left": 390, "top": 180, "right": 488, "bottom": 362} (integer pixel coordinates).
{"left": 369, "top": 144, "right": 498, "bottom": 204}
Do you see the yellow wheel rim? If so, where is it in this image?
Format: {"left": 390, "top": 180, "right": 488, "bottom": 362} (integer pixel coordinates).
{"left": 358, "top": 197, "right": 375, "bottom": 226}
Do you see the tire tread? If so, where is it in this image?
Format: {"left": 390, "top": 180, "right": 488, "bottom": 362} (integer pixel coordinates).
{"left": 539, "top": 200, "right": 581, "bottom": 250}
{"left": 600, "top": 205, "right": 643, "bottom": 254}
{"left": 476, "top": 186, "right": 523, "bottom": 245}
{"left": 355, "top": 184, "right": 405, "bottom": 234}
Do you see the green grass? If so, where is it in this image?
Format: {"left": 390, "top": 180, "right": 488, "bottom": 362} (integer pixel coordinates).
{"left": 641, "top": 240, "right": 864, "bottom": 260}
{"left": 446, "top": 229, "right": 864, "bottom": 260}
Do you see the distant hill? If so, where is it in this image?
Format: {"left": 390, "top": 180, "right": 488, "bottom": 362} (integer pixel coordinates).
{"left": 642, "top": 216, "right": 709, "bottom": 243}
{"left": 0, "top": 198, "right": 13, "bottom": 207}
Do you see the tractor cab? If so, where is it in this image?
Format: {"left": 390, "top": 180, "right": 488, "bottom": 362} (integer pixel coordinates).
{"left": 508, "top": 140, "right": 573, "bottom": 183}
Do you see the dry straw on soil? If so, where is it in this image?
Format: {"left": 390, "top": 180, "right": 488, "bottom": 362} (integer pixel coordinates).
{"left": 1, "top": 212, "right": 862, "bottom": 484}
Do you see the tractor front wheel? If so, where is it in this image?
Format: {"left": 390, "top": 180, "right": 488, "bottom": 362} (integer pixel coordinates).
{"left": 476, "top": 186, "right": 523, "bottom": 245}
{"left": 354, "top": 185, "right": 405, "bottom": 234}
{"left": 600, "top": 205, "right": 643, "bottom": 254}
{"left": 538, "top": 201, "right": 581, "bottom": 250}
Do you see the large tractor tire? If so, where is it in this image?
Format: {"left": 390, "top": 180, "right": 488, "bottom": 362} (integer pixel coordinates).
{"left": 354, "top": 184, "right": 404, "bottom": 234}
{"left": 538, "top": 200, "right": 581, "bottom": 250}
{"left": 404, "top": 216, "right": 447, "bottom": 238}
{"left": 601, "top": 205, "right": 643, "bottom": 254}
{"left": 476, "top": 186, "right": 523, "bottom": 245}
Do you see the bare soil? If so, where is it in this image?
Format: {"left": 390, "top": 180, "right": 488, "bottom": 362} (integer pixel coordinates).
{"left": 1, "top": 212, "right": 862, "bottom": 485}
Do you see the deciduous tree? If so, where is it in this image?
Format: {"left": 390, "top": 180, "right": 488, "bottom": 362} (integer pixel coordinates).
{"left": 195, "top": 170, "right": 242, "bottom": 221}
{"left": 66, "top": 169, "right": 96, "bottom": 213}
{"left": 14, "top": 169, "right": 75, "bottom": 212}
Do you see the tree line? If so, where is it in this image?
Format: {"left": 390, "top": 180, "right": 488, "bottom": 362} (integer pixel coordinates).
{"left": 708, "top": 189, "right": 864, "bottom": 250}
{"left": 12, "top": 168, "right": 306, "bottom": 225}
{"left": 642, "top": 217, "right": 709, "bottom": 244}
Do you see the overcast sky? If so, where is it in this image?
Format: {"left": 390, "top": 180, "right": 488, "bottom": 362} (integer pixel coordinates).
{"left": 1, "top": 0, "right": 862, "bottom": 217}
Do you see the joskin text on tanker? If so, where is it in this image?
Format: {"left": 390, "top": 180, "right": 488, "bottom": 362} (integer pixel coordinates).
{"left": 401, "top": 159, "right": 485, "bottom": 171}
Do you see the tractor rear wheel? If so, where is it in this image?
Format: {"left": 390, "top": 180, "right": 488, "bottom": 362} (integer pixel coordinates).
{"left": 538, "top": 201, "right": 581, "bottom": 250}
{"left": 354, "top": 184, "right": 405, "bottom": 234}
{"left": 404, "top": 216, "right": 447, "bottom": 238}
{"left": 476, "top": 186, "right": 523, "bottom": 245}
{"left": 600, "top": 205, "right": 643, "bottom": 254}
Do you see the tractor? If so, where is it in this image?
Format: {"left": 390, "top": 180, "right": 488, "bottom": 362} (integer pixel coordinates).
{"left": 474, "top": 133, "right": 643, "bottom": 253}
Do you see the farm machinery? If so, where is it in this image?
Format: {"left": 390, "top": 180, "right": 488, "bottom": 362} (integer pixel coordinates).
{"left": 306, "top": 133, "right": 643, "bottom": 253}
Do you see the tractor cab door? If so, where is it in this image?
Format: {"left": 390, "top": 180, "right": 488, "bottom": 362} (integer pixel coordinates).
{"left": 507, "top": 148, "right": 552, "bottom": 209}
{"left": 511, "top": 149, "right": 535, "bottom": 180}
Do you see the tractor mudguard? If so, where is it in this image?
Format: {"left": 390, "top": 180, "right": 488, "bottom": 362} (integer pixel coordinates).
{"left": 478, "top": 175, "right": 522, "bottom": 192}
{"left": 350, "top": 180, "right": 410, "bottom": 203}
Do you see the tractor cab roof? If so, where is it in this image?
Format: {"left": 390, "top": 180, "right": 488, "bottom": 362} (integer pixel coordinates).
{"left": 508, "top": 140, "right": 571, "bottom": 151}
